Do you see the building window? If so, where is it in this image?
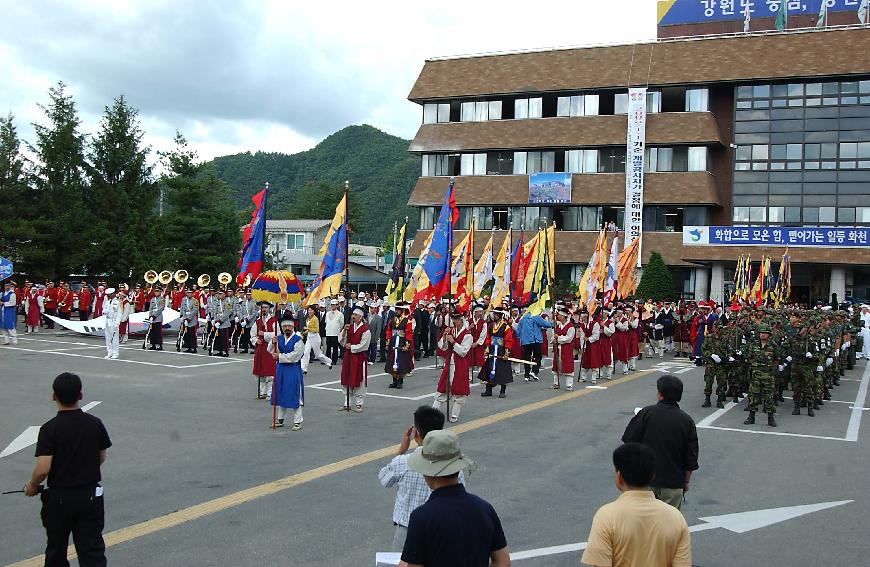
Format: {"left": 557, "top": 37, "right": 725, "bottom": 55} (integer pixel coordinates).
{"left": 493, "top": 208, "right": 510, "bottom": 230}
{"left": 857, "top": 207, "right": 870, "bottom": 223}
{"left": 733, "top": 207, "right": 750, "bottom": 223}
{"left": 286, "top": 233, "right": 305, "bottom": 251}
{"left": 422, "top": 102, "right": 451, "bottom": 124}
{"left": 474, "top": 207, "right": 493, "bottom": 230}
{"left": 819, "top": 206, "right": 836, "bottom": 224}
{"left": 514, "top": 97, "right": 543, "bottom": 119}
{"left": 460, "top": 153, "right": 486, "bottom": 176}
{"left": 614, "top": 93, "right": 628, "bottom": 115}
{"left": 419, "top": 207, "right": 435, "bottom": 230}
{"left": 486, "top": 152, "right": 514, "bottom": 175}
{"left": 567, "top": 149, "right": 598, "bottom": 173}
{"left": 525, "top": 151, "right": 556, "bottom": 174}
{"left": 421, "top": 154, "right": 459, "bottom": 177}
{"left": 513, "top": 152, "right": 527, "bottom": 175}
{"left": 599, "top": 147, "right": 626, "bottom": 173}
{"left": 686, "top": 88, "right": 709, "bottom": 112}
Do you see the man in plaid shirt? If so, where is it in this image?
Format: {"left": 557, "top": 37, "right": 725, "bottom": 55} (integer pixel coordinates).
{"left": 378, "top": 406, "right": 465, "bottom": 551}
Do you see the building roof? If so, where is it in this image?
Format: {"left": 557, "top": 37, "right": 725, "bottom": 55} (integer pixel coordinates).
{"left": 409, "top": 27, "right": 870, "bottom": 101}
{"left": 265, "top": 219, "right": 332, "bottom": 231}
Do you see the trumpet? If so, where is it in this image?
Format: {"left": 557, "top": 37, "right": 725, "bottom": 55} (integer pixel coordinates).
{"left": 174, "top": 270, "right": 189, "bottom": 284}
{"left": 158, "top": 271, "right": 173, "bottom": 286}
{"left": 197, "top": 274, "right": 210, "bottom": 288}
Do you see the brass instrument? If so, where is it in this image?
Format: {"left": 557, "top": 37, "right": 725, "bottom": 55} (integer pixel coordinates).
{"left": 158, "top": 271, "right": 173, "bottom": 286}
{"left": 174, "top": 270, "right": 189, "bottom": 284}
{"left": 144, "top": 270, "right": 159, "bottom": 285}
{"left": 218, "top": 272, "right": 232, "bottom": 286}
{"left": 197, "top": 274, "right": 210, "bottom": 288}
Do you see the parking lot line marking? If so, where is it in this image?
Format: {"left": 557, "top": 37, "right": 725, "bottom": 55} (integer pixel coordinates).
{"left": 699, "top": 425, "right": 850, "bottom": 442}
{"left": 696, "top": 401, "right": 739, "bottom": 427}
{"left": 846, "top": 362, "right": 870, "bottom": 442}
{"left": 0, "top": 346, "right": 185, "bottom": 368}
{"left": 3, "top": 369, "right": 657, "bottom": 567}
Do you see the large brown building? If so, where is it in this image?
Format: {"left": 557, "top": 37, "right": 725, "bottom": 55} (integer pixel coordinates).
{"left": 405, "top": 26, "right": 870, "bottom": 305}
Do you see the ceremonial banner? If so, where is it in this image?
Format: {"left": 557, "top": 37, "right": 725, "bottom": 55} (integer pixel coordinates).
{"left": 658, "top": 0, "right": 855, "bottom": 27}
{"left": 528, "top": 172, "right": 571, "bottom": 204}
{"left": 0, "top": 256, "right": 12, "bottom": 280}
{"left": 683, "top": 226, "right": 870, "bottom": 248}
{"left": 237, "top": 187, "right": 268, "bottom": 286}
{"left": 625, "top": 87, "right": 646, "bottom": 267}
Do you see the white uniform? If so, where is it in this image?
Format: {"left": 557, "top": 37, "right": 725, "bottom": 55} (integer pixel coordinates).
{"left": 860, "top": 310, "right": 870, "bottom": 359}
{"left": 104, "top": 297, "right": 121, "bottom": 358}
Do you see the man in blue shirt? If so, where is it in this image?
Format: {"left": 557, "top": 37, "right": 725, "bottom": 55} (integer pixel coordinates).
{"left": 516, "top": 311, "right": 552, "bottom": 382}
{"left": 399, "top": 430, "right": 510, "bottom": 567}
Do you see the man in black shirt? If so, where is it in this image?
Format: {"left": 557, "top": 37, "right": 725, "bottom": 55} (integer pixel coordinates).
{"left": 400, "top": 430, "right": 510, "bottom": 567}
{"left": 621, "top": 374, "right": 699, "bottom": 510}
{"left": 25, "top": 372, "right": 112, "bottom": 567}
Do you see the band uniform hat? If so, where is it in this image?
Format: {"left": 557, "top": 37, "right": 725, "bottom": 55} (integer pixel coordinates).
{"left": 352, "top": 307, "right": 365, "bottom": 316}
{"left": 408, "top": 430, "right": 475, "bottom": 478}
{"left": 257, "top": 301, "right": 273, "bottom": 308}
{"left": 330, "top": 299, "right": 339, "bottom": 305}
{"left": 450, "top": 309, "right": 465, "bottom": 318}
{"left": 105, "top": 287, "right": 116, "bottom": 294}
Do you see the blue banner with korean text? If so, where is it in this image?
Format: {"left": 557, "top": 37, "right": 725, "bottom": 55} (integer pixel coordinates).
{"left": 683, "top": 226, "right": 870, "bottom": 247}
{"left": 659, "top": 0, "right": 858, "bottom": 26}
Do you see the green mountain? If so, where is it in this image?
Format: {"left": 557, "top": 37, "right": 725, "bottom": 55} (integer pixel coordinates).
{"left": 209, "top": 124, "right": 420, "bottom": 246}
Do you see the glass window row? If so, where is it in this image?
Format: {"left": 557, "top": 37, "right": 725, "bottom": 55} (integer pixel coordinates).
{"left": 421, "top": 87, "right": 709, "bottom": 124}
{"left": 418, "top": 205, "right": 707, "bottom": 233}
{"left": 421, "top": 147, "right": 708, "bottom": 177}
{"left": 732, "top": 206, "right": 870, "bottom": 226}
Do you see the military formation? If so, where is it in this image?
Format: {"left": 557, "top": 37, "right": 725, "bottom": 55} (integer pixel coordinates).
{"left": 700, "top": 306, "right": 864, "bottom": 427}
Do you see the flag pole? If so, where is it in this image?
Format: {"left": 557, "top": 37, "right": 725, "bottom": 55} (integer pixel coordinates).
{"left": 401, "top": 216, "right": 408, "bottom": 295}
{"left": 261, "top": 182, "right": 269, "bottom": 274}
{"left": 446, "top": 178, "right": 455, "bottom": 421}
{"left": 344, "top": 180, "right": 351, "bottom": 413}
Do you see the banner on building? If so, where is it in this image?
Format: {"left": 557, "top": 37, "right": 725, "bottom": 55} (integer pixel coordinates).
{"left": 683, "top": 226, "right": 870, "bottom": 248}
{"left": 625, "top": 87, "right": 647, "bottom": 267}
{"left": 528, "top": 172, "right": 571, "bottom": 204}
{"left": 658, "top": 0, "right": 855, "bottom": 27}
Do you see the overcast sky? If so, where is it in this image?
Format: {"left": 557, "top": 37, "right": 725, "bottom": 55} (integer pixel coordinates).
{"left": 0, "top": 1, "right": 656, "bottom": 163}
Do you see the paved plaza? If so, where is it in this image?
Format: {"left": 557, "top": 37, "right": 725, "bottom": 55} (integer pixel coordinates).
{"left": 1, "top": 332, "right": 869, "bottom": 566}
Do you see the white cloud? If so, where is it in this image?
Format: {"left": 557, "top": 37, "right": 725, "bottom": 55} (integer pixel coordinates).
{"left": 0, "top": 1, "right": 656, "bottom": 162}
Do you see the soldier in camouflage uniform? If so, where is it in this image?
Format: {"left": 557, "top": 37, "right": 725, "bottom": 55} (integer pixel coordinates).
{"left": 744, "top": 323, "right": 778, "bottom": 427}
{"left": 701, "top": 321, "right": 727, "bottom": 408}
{"left": 787, "top": 314, "right": 817, "bottom": 417}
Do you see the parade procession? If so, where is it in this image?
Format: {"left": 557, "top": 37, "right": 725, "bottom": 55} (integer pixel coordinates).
{"left": 4, "top": 178, "right": 867, "bottom": 435}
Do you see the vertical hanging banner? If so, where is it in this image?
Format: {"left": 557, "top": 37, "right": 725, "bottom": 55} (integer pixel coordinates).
{"left": 625, "top": 87, "right": 647, "bottom": 267}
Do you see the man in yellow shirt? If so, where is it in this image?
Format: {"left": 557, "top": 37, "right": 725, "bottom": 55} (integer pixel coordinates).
{"left": 581, "top": 443, "right": 691, "bottom": 567}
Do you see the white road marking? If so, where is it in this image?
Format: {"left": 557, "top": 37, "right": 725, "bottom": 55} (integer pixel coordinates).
{"left": 696, "top": 401, "right": 739, "bottom": 427}
{"left": 376, "top": 500, "right": 853, "bottom": 564}
{"left": 846, "top": 361, "right": 870, "bottom": 442}
{"left": 1, "top": 345, "right": 245, "bottom": 369}
{"left": 700, "top": 425, "right": 850, "bottom": 442}
{"left": 1, "top": 401, "right": 101, "bottom": 459}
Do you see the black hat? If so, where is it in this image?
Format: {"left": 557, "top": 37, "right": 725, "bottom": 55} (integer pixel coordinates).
{"left": 257, "top": 301, "right": 273, "bottom": 308}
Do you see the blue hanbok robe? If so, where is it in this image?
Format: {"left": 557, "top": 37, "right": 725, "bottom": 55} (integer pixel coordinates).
{"left": 274, "top": 332, "right": 305, "bottom": 410}
{"left": 1, "top": 290, "right": 16, "bottom": 330}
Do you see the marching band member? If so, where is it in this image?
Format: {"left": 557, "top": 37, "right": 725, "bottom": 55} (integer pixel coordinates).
{"left": 270, "top": 318, "right": 306, "bottom": 430}
{"left": 171, "top": 283, "right": 185, "bottom": 311}
{"left": 43, "top": 281, "right": 58, "bottom": 328}
{"left": 180, "top": 288, "right": 199, "bottom": 353}
{"left": 480, "top": 307, "right": 516, "bottom": 398}
{"left": 212, "top": 289, "right": 232, "bottom": 357}
{"left": 103, "top": 288, "right": 121, "bottom": 359}
{"left": 339, "top": 307, "right": 371, "bottom": 413}
{"left": 469, "top": 305, "right": 488, "bottom": 381}
{"left": 196, "top": 286, "right": 208, "bottom": 319}
{"left": 118, "top": 289, "right": 132, "bottom": 344}
{"left": 433, "top": 310, "right": 472, "bottom": 422}
{"left": 229, "top": 288, "right": 244, "bottom": 353}
{"left": 627, "top": 305, "right": 640, "bottom": 371}
{"left": 1, "top": 281, "right": 17, "bottom": 345}
{"left": 251, "top": 302, "right": 277, "bottom": 399}
{"left": 130, "top": 283, "right": 143, "bottom": 313}
{"left": 77, "top": 281, "right": 92, "bottom": 320}
{"left": 579, "top": 311, "right": 603, "bottom": 384}
{"left": 600, "top": 308, "right": 616, "bottom": 381}
{"left": 237, "top": 289, "right": 256, "bottom": 354}
{"left": 147, "top": 285, "right": 165, "bottom": 350}
{"left": 57, "top": 282, "right": 73, "bottom": 320}
{"left": 301, "top": 305, "right": 332, "bottom": 373}
{"left": 551, "top": 308, "right": 576, "bottom": 390}
{"left": 24, "top": 285, "right": 44, "bottom": 334}
{"left": 92, "top": 284, "right": 106, "bottom": 318}
{"left": 386, "top": 301, "right": 414, "bottom": 389}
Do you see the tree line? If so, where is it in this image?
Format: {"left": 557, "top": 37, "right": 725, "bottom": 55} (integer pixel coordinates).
{"left": 0, "top": 82, "right": 242, "bottom": 283}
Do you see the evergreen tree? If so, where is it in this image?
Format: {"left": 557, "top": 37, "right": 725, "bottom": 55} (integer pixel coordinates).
{"left": 155, "top": 133, "right": 241, "bottom": 277}
{"left": 28, "top": 82, "right": 93, "bottom": 279}
{"left": 0, "top": 113, "right": 31, "bottom": 264}
{"left": 86, "top": 95, "right": 157, "bottom": 280}
{"left": 636, "top": 251, "right": 676, "bottom": 301}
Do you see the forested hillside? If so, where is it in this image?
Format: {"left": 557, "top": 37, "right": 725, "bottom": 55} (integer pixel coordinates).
{"left": 210, "top": 125, "right": 420, "bottom": 246}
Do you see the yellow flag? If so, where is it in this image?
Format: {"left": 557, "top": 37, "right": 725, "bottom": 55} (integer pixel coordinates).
{"left": 473, "top": 233, "right": 494, "bottom": 299}
{"left": 489, "top": 230, "right": 511, "bottom": 310}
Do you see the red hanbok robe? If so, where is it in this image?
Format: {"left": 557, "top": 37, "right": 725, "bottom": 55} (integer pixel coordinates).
{"left": 613, "top": 316, "right": 630, "bottom": 363}
{"left": 580, "top": 321, "right": 603, "bottom": 369}
{"left": 469, "top": 317, "right": 487, "bottom": 367}
{"left": 509, "top": 317, "right": 524, "bottom": 359}
{"left": 252, "top": 316, "right": 277, "bottom": 377}
{"left": 26, "top": 292, "right": 42, "bottom": 326}
{"left": 93, "top": 291, "right": 105, "bottom": 317}
{"left": 437, "top": 325, "right": 472, "bottom": 396}
{"left": 341, "top": 321, "right": 370, "bottom": 388}
{"left": 599, "top": 317, "right": 615, "bottom": 366}
{"left": 551, "top": 322, "right": 575, "bottom": 374}
{"left": 540, "top": 313, "right": 550, "bottom": 357}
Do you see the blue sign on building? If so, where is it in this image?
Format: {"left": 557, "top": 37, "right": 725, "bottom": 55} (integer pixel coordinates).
{"left": 659, "top": 0, "right": 858, "bottom": 26}
{"left": 684, "top": 226, "right": 870, "bottom": 247}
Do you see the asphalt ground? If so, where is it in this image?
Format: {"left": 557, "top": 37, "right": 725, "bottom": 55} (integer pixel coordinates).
{"left": 1, "top": 329, "right": 869, "bottom": 567}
